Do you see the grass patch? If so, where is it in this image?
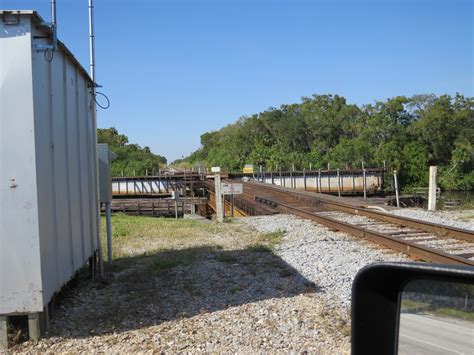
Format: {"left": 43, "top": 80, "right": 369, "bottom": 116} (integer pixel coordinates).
{"left": 214, "top": 252, "right": 239, "bottom": 263}
{"left": 401, "top": 299, "right": 474, "bottom": 322}
{"left": 431, "top": 307, "right": 474, "bottom": 322}
{"left": 98, "top": 214, "right": 292, "bottom": 292}
{"left": 258, "top": 229, "right": 286, "bottom": 249}
{"left": 153, "top": 258, "right": 186, "bottom": 271}
{"left": 247, "top": 244, "right": 273, "bottom": 253}
{"left": 229, "top": 285, "right": 244, "bottom": 294}
{"left": 401, "top": 299, "right": 430, "bottom": 312}
{"left": 151, "top": 249, "right": 201, "bottom": 271}
{"left": 279, "top": 268, "right": 294, "bottom": 277}
{"left": 101, "top": 214, "right": 286, "bottom": 262}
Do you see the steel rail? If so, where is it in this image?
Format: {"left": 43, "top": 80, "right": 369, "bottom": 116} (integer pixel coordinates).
{"left": 245, "top": 181, "right": 474, "bottom": 243}
{"left": 257, "top": 196, "right": 474, "bottom": 266}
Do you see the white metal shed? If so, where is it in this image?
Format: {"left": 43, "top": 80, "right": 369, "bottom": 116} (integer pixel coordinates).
{"left": 0, "top": 10, "right": 100, "bottom": 317}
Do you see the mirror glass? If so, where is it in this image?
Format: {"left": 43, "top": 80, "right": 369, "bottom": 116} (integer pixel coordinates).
{"left": 398, "top": 279, "right": 474, "bottom": 354}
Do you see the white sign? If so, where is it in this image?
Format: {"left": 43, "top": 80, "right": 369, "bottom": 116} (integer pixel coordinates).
{"left": 211, "top": 166, "right": 221, "bottom": 173}
{"left": 221, "top": 183, "right": 243, "bottom": 195}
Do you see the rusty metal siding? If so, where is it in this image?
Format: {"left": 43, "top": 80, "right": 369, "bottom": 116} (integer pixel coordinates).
{"left": 0, "top": 11, "right": 99, "bottom": 314}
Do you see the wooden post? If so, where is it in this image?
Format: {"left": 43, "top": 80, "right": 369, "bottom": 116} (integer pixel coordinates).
{"left": 428, "top": 166, "right": 437, "bottom": 211}
{"left": 394, "top": 170, "right": 400, "bottom": 208}
{"left": 231, "top": 194, "right": 235, "bottom": 217}
{"left": 223, "top": 195, "right": 226, "bottom": 218}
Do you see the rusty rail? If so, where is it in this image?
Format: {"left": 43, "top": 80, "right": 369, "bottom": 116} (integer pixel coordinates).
{"left": 255, "top": 196, "right": 474, "bottom": 266}
{"left": 241, "top": 181, "right": 474, "bottom": 266}
{"left": 247, "top": 181, "right": 474, "bottom": 244}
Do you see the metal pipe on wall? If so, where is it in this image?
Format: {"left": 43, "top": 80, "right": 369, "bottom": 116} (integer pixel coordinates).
{"left": 88, "top": 0, "right": 104, "bottom": 277}
{"left": 106, "top": 202, "right": 113, "bottom": 263}
{"left": 88, "top": 0, "right": 96, "bottom": 86}
{"left": 50, "top": 0, "right": 58, "bottom": 50}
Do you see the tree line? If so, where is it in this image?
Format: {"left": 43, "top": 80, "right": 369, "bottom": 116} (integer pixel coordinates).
{"left": 183, "top": 94, "right": 473, "bottom": 190}
{"left": 97, "top": 127, "right": 167, "bottom": 176}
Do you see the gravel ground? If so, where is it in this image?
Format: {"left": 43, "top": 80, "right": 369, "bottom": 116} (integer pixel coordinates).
{"left": 390, "top": 208, "right": 474, "bottom": 231}
{"left": 10, "top": 215, "right": 351, "bottom": 354}
{"left": 240, "top": 215, "right": 410, "bottom": 312}
{"left": 12, "top": 209, "right": 467, "bottom": 353}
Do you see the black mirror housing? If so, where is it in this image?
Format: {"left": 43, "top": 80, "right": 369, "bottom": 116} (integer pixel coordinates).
{"left": 351, "top": 262, "right": 474, "bottom": 355}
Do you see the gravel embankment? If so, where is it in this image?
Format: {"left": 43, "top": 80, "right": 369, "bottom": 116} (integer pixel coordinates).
{"left": 390, "top": 209, "right": 474, "bottom": 231}
{"left": 240, "top": 215, "right": 409, "bottom": 310}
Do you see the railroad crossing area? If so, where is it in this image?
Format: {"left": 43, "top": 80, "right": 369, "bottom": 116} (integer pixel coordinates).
{"left": 108, "top": 169, "right": 474, "bottom": 267}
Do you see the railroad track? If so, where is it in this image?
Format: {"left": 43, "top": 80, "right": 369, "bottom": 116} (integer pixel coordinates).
{"left": 239, "top": 181, "right": 474, "bottom": 266}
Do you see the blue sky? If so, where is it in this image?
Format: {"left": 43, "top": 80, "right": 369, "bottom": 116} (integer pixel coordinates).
{"left": 2, "top": 0, "right": 473, "bottom": 162}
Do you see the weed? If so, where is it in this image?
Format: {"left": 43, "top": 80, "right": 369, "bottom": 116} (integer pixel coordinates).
{"left": 279, "top": 268, "right": 294, "bottom": 277}
{"left": 247, "top": 244, "right": 272, "bottom": 253}
{"left": 259, "top": 229, "right": 286, "bottom": 249}
{"left": 229, "top": 285, "right": 244, "bottom": 294}
{"left": 214, "top": 252, "right": 239, "bottom": 263}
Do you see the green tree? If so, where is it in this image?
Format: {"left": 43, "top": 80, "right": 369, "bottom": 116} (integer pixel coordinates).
{"left": 97, "top": 127, "right": 167, "bottom": 176}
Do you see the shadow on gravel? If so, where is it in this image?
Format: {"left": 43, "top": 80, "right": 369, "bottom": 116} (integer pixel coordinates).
{"left": 42, "top": 245, "right": 320, "bottom": 339}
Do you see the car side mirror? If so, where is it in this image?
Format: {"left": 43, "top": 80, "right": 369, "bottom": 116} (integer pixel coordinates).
{"left": 351, "top": 262, "right": 474, "bottom": 355}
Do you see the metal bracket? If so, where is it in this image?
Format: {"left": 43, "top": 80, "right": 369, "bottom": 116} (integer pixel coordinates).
{"left": 38, "top": 21, "right": 53, "bottom": 29}
{"left": 33, "top": 43, "right": 55, "bottom": 51}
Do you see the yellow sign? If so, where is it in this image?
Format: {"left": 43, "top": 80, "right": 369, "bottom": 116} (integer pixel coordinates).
{"left": 242, "top": 164, "right": 254, "bottom": 174}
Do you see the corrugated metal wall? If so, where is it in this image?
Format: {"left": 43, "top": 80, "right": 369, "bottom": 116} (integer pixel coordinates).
{"left": 0, "top": 14, "right": 44, "bottom": 313}
{"left": 0, "top": 12, "right": 100, "bottom": 314}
